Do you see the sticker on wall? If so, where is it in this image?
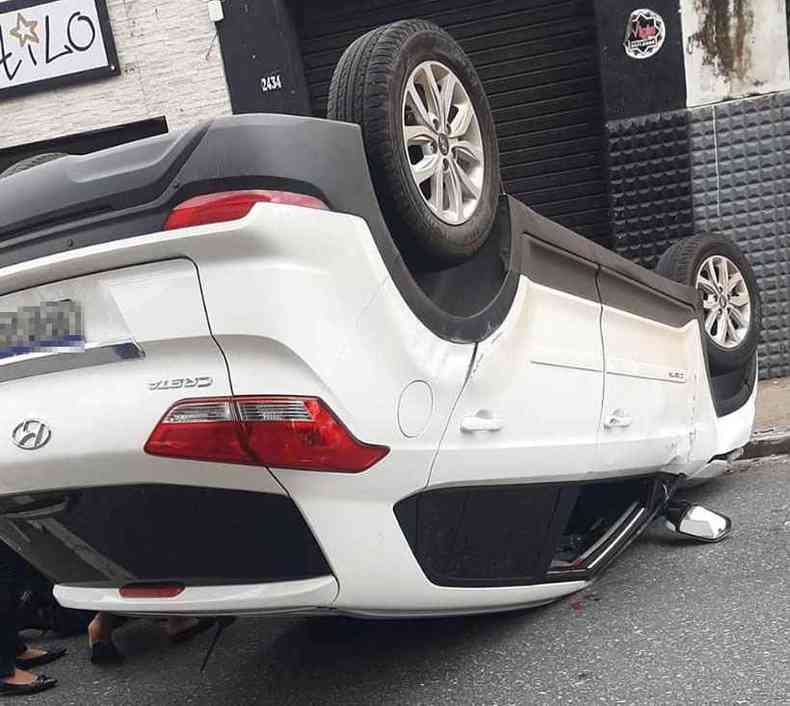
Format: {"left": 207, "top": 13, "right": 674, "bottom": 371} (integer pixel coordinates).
{"left": 623, "top": 9, "right": 666, "bottom": 59}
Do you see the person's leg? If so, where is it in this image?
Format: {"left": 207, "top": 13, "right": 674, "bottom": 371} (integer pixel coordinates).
{"left": 88, "top": 612, "right": 116, "bottom": 644}
{"left": 0, "top": 584, "right": 36, "bottom": 686}
{"left": 0, "top": 545, "right": 58, "bottom": 693}
{"left": 88, "top": 613, "right": 123, "bottom": 664}
{"left": 0, "top": 551, "right": 20, "bottom": 679}
{"left": 0, "top": 544, "right": 66, "bottom": 675}
{"left": 0, "top": 597, "right": 17, "bottom": 679}
{"left": 16, "top": 634, "right": 27, "bottom": 660}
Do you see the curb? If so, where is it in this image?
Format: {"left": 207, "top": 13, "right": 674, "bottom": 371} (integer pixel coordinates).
{"left": 742, "top": 428, "right": 790, "bottom": 460}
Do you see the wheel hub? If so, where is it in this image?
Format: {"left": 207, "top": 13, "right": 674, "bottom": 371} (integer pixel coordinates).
{"left": 402, "top": 60, "right": 485, "bottom": 225}
{"left": 695, "top": 254, "right": 751, "bottom": 349}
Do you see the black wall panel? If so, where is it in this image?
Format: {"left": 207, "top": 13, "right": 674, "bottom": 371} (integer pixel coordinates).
{"left": 292, "top": 0, "right": 612, "bottom": 246}
{"left": 606, "top": 97, "right": 790, "bottom": 381}
{"left": 606, "top": 110, "right": 695, "bottom": 268}
{"left": 218, "top": 0, "right": 313, "bottom": 116}
{"left": 594, "top": 0, "right": 687, "bottom": 121}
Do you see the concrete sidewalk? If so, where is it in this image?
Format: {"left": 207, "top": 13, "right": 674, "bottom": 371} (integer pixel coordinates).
{"left": 746, "top": 377, "right": 790, "bottom": 458}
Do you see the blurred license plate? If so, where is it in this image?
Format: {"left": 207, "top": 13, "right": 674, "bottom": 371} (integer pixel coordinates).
{"left": 0, "top": 300, "right": 84, "bottom": 359}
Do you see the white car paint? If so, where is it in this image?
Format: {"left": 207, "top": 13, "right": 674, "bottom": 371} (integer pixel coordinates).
{"left": 429, "top": 278, "right": 603, "bottom": 488}
{"left": 55, "top": 576, "right": 340, "bottom": 617}
{"left": 0, "top": 203, "right": 754, "bottom": 617}
{"left": 597, "top": 305, "right": 697, "bottom": 476}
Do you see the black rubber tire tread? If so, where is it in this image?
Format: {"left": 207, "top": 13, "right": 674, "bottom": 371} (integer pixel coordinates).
{"left": 655, "top": 234, "right": 761, "bottom": 374}
{"left": 1, "top": 152, "right": 68, "bottom": 178}
{"left": 328, "top": 19, "right": 500, "bottom": 264}
{"left": 654, "top": 241, "right": 681, "bottom": 277}
{"left": 327, "top": 26, "right": 386, "bottom": 122}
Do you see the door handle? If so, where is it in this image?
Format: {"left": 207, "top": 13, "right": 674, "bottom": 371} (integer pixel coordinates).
{"left": 604, "top": 410, "right": 633, "bottom": 429}
{"left": 461, "top": 410, "right": 503, "bottom": 433}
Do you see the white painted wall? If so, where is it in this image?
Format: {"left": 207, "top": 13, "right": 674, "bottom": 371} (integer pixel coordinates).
{"left": 682, "top": 0, "right": 790, "bottom": 107}
{"left": 0, "top": 0, "right": 232, "bottom": 149}
{"left": 680, "top": 0, "right": 790, "bottom": 107}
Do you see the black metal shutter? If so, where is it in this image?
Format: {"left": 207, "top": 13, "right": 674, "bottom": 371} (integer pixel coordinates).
{"left": 293, "top": 0, "right": 611, "bottom": 246}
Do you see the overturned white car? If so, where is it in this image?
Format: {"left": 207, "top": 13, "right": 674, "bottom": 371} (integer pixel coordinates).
{"left": 0, "top": 21, "right": 759, "bottom": 619}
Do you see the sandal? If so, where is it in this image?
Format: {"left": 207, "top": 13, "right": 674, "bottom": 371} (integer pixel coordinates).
{"left": 89, "top": 640, "right": 123, "bottom": 665}
{"left": 16, "top": 647, "right": 66, "bottom": 670}
{"left": 0, "top": 674, "right": 57, "bottom": 696}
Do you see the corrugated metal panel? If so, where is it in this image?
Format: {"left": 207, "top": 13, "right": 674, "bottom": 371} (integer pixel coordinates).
{"left": 293, "top": 0, "right": 611, "bottom": 246}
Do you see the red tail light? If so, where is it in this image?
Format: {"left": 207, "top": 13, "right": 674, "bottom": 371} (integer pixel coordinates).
{"left": 144, "top": 396, "right": 389, "bottom": 473}
{"left": 164, "top": 190, "right": 328, "bottom": 231}
{"left": 120, "top": 583, "right": 185, "bottom": 599}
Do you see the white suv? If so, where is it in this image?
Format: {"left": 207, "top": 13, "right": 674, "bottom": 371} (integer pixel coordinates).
{"left": 0, "top": 20, "right": 759, "bottom": 620}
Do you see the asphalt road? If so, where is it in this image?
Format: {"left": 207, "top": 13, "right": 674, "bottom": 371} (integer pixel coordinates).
{"left": 17, "top": 456, "right": 790, "bottom": 705}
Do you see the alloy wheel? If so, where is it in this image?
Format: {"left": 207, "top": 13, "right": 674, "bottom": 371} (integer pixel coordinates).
{"left": 695, "top": 255, "right": 751, "bottom": 349}
{"left": 402, "top": 60, "right": 485, "bottom": 225}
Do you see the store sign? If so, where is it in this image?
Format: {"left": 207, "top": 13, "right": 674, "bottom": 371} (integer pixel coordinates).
{"left": 623, "top": 9, "right": 666, "bottom": 60}
{"left": 0, "top": 0, "right": 119, "bottom": 99}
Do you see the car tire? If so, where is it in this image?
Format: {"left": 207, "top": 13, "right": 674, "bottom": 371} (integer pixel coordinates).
{"left": 0, "top": 152, "right": 69, "bottom": 178}
{"left": 656, "top": 234, "right": 761, "bottom": 373}
{"left": 327, "top": 19, "right": 500, "bottom": 265}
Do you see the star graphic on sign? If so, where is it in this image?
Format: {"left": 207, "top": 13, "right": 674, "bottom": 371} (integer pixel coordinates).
{"left": 9, "top": 13, "right": 40, "bottom": 48}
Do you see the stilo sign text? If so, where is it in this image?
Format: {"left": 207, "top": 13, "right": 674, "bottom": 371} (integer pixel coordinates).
{"left": 0, "top": 0, "right": 118, "bottom": 99}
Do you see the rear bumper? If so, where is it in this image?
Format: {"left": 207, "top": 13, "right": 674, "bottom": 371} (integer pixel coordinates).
{"left": 0, "top": 485, "right": 331, "bottom": 588}
{"left": 55, "top": 576, "right": 339, "bottom": 617}
{"left": 1, "top": 474, "right": 674, "bottom": 618}
{"left": 394, "top": 473, "right": 676, "bottom": 589}
{"left": 712, "top": 357, "right": 759, "bottom": 457}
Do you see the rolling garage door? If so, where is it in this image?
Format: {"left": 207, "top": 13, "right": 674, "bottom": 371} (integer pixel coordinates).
{"left": 293, "top": 0, "right": 611, "bottom": 246}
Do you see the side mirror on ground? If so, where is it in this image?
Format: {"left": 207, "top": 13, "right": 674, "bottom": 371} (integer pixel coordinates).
{"left": 662, "top": 500, "right": 732, "bottom": 543}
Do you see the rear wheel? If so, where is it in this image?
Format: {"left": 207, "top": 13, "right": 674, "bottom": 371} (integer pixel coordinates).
{"left": 656, "top": 234, "right": 761, "bottom": 373}
{"left": 328, "top": 19, "right": 500, "bottom": 264}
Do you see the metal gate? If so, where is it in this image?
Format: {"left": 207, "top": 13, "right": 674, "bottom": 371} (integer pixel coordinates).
{"left": 294, "top": 0, "right": 611, "bottom": 246}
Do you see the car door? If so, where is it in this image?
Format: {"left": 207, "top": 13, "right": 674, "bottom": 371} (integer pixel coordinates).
{"left": 429, "top": 235, "right": 604, "bottom": 488}
{"left": 595, "top": 264, "right": 698, "bottom": 475}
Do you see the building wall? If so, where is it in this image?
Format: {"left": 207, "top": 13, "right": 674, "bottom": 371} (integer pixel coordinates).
{"left": 682, "top": 0, "right": 790, "bottom": 107}
{"left": 598, "top": 0, "right": 790, "bottom": 379}
{"left": 689, "top": 94, "right": 790, "bottom": 378}
{"left": 608, "top": 95, "right": 790, "bottom": 379}
{"left": 0, "top": 0, "right": 232, "bottom": 150}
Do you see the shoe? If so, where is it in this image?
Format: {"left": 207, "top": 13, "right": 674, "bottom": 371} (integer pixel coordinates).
{"left": 89, "top": 640, "right": 123, "bottom": 665}
{"left": 168, "top": 618, "right": 216, "bottom": 644}
{"left": 16, "top": 647, "right": 66, "bottom": 670}
{"left": 0, "top": 674, "right": 57, "bottom": 696}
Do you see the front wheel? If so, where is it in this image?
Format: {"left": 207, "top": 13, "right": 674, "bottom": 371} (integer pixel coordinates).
{"left": 656, "top": 234, "right": 761, "bottom": 373}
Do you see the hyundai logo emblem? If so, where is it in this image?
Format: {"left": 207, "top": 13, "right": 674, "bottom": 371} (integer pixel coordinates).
{"left": 12, "top": 419, "right": 52, "bottom": 451}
